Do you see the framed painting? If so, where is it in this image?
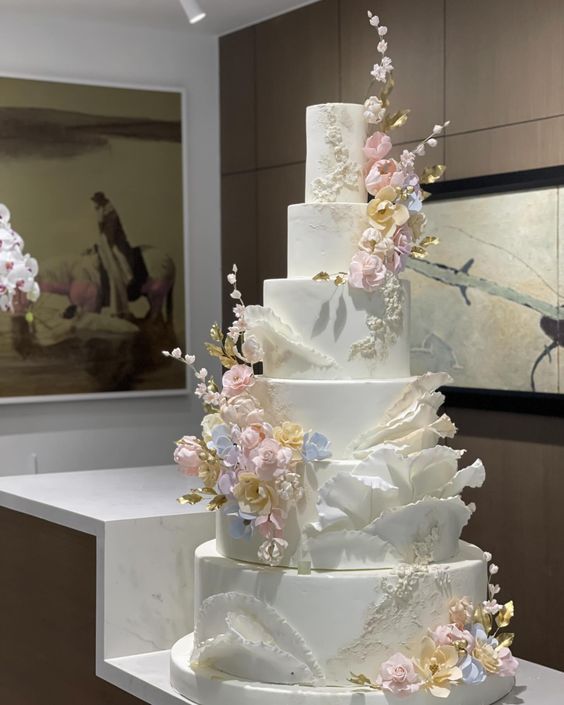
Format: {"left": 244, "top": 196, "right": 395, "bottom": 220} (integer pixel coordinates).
{"left": 404, "top": 166, "right": 563, "bottom": 416}
{"left": 0, "top": 74, "right": 187, "bottom": 401}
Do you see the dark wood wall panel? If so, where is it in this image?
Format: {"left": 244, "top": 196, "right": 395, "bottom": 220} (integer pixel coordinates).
{"left": 257, "top": 163, "right": 305, "bottom": 286}
{"left": 0, "top": 507, "right": 144, "bottom": 705}
{"left": 220, "top": 27, "right": 256, "bottom": 174}
{"left": 256, "top": 0, "right": 340, "bottom": 169}
{"left": 445, "top": 0, "right": 564, "bottom": 133}
{"left": 340, "top": 0, "right": 445, "bottom": 143}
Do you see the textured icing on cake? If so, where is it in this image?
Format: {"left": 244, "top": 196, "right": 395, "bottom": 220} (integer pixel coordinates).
{"left": 305, "top": 103, "right": 367, "bottom": 204}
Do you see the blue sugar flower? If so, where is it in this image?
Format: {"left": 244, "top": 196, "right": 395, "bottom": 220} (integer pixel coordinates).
{"left": 460, "top": 654, "right": 486, "bottom": 685}
{"left": 302, "top": 431, "right": 332, "bottom": 461}
{"left": 209, "top": 424, "right": 238, "bottom": 465}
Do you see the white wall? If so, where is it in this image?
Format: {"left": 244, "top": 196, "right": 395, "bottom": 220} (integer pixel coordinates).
{"left": 0, "top": 12, "right": 220, "bottom": 475}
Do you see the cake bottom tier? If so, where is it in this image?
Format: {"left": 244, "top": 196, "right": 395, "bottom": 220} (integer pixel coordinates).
{"left": 170, "top": 632, "right": 514, "bottom": 705}
{"left": 189, "top": 540, "right": 490, "bottom": 687}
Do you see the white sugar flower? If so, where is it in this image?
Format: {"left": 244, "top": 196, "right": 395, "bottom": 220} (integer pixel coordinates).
{"left": 184, "top": 354, "right": 196, "bottom": 365}
{"left": 489, "top": 563, "right": 499, "bottom": 575}
{"left": 488, "top": 583, "right": 501, "bottom": 597}
{"left": 371, "top": 63, "right": 388, "bottom": 82}
{"left": 427, "top": 137, "right": 438, "bottom": 148}
{"left": 241, "top": 334, "right": 264, "bottom": 364}
{"left": 232, "top": 263, "right": 238, "bottom": 273}
{"left": 377, "top": 39, "right": 387, "bottom": 54}
{"left": 230, "top": 289, "right": 242, "bottom": 300}
{"left": 414, "top": 143, "right": 426, "bottom": 156}
{"left": 171, "top": 347, "right": 182, "bottom": 359}
{"left": 363, "top": 95, "right": 385, "bottom": 124}
{"left": 258, "top": 537, "right": 288, "bottom": 566}
{"left": 381, "top": 56, "right": 393, "bottom": 71}
{"left": 378, "top": 25, "right": 388, "bottom": 36}
{"left": 483, "top": 599, "right": 501, "bottom": 615}
{"left": 227, "top": 272, "right": 237, "bottom": 285}
{"left": 195, "top": 367, "right": 208, "bottom": 380}
{"left": 367, "top": 10, "right": 379, "bottom": 26}
{"left": 484, "top": 551, "right": 492, "bottom": 562}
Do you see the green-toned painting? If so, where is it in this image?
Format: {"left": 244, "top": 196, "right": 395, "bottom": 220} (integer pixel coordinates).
{"left": 0, "top": 76, "right": 186, "bottom": 400}
{"left": 405, "top": 186, "right": 562, "bottom": 394}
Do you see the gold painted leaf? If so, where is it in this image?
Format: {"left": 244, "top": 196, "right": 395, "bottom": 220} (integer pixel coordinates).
{"left": 210, "top": 322, "right": 223, "bottom": 341}
{"left": 379, "top": 76, "right": 395, "bottom": 108}
{"left": 349, "top": 673, "right": 379, "bottom": 690}
{"left": 219, "top": 355, "right": 237, "bottom": 369}
{"left": 410, "top": 245, "right": 428, "bottom": 259}
{"left": 473, "top": 605, "right": 493, "bottom": 634}
{"left": 496, "top": 632, "right": 515, "bottom": 649}
{"left": 496, "top": 601, "right": 514, "bottom": 629}
{"left": 207, "top": 494, "right": 228, "bottom": 511}
{"left": 204, "top": 342, "right": 224, "bottom": 359}
{"left": 420, "top": 164, "right": 446, "bottom": 184}
{"left": 334, "top": 274, "right": 347, "bottom": 286}
{"left": 313, "top": 271, "right": 331, "bottom": 281}
{"left": 223, "top": 336, "right": 237, "bottom": 358}
{"left": 421, "top": 189, "right": 432, "bottom": 201}
{"left": 386, "top": 109, "right": 410, "bottom": 130}
{"left": 177, "top": 492, "right": 203, "bottom": 505}
{"left": 420, "top": 235, "right": 440, "bottom": 247}
{"left": 199, "top": 487, "right": 218, "bottom": 495}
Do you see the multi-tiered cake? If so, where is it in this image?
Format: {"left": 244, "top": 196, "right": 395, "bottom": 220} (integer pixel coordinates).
{"left": 168, "top": 11, "right": 517, "bottom": 705}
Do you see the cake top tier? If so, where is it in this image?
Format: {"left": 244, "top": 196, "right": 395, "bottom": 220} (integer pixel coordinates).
{"left": 305, "top": 103, "right": 367, "bottom": 205}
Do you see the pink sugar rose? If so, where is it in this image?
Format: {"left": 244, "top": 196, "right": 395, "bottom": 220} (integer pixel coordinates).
{"left": 365, "top": 159, "right": 405, "bottom": 196}
{"left": 252, "top": 438, "right": 292, "bottom": 479}
{"left": 348, "top": 250, "right": 387, "bottom": 291}
{"left": 222, "top": 364, "right": 255, "bottom": 397}
{"left": 174, "top": 436, "right": 202, "bottom": 476}
{"left": 376, "top": 653, "right": 422, "bottom": 696}
{"left": 239, "top": 426, "right": 262, "bottom": 451}
{"left": 448, "top": 597, "right": 474, "bottom": 628}
{"left": 254, "top": 508, "right": 287, "bottom": 539}
{"left": 497, "top": 647, "right": 519, "bottom": 677}
{"left": 390, "top": 225, "right": 413, "bottom": 273}
{"left": 363, "top": 131, "right": 392, "bottom": 162}
{"left": 431, "top": 624, "right": 475, "bottom": 653}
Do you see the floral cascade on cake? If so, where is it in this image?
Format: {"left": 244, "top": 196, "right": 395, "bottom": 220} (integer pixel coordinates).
{"left": 167, "top": 9, "right": 518, "bottom": 705}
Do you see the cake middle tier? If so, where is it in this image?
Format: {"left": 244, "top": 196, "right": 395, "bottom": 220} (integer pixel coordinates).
{"left": 260, "top": 278, "right": 411, "bottom": 380}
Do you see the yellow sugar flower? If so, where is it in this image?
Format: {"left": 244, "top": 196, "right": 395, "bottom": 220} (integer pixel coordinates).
{"left": 415, "top": 636, "right": 462, "bottom": 698}
{"left": 274, "top": 422, "right": 305, "bottom": 452}
{"left": 233, "top": 472, "right": 277, "bottom": 516}
{"left": 367, "top": 185, "right": 409, "bottom": 235}
{"left": 473, "top": 640, "right": 501, "bottom": 674}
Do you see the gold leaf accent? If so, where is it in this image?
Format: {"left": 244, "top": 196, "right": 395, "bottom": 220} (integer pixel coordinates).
{"left": 420, "top": 164, "right": 446, "bottom": 184}
{"left": 421, "top": 189, "right": 432, "bottom": 201}
{"left": 219, "top": 355, "right": 237, "bottom": 368}
{"left": 313, "top": 271, "right": 331, "bottom": 281}
{"left": 410, "top": 245, "right": 428, "bottom": 259}
{"left": 496, "top": 601, "right": 514, "bottom": 629}
{"left": 379, "top": 76, "right": 395, "bottom": 108}
{"left": 348, "top": 673, "right": 380, "bottom": 690}
{"left": 210, "top": 322, "right": 222, "bottom": 342}
{"left": 198, "top": 487, "right": 218, "bottom": 495}
{"left": 334, "top": 274, "right": 347, "bottom": 286}
{"left": 473, "top": 605, "right": 493, "bottom": 634}
{"left": 204, "top": 342, "right": 224, "bottom": 359}
{"left": 385, "top": 109, "right": 410, "bottom": 130}
{"left": 496, "top": 633, "right": 515, "bottom": 650}
{"left": 223, "top": 335, "right": 236, "bottom": 358}
{"left": 177, "top": 492, "right": 203, "bottom": 505}
{"left": 420, "top": 235, "right": 440, "bottom": 247}
{"left": 207, "top": 494, "right": 228, "bottom": 511}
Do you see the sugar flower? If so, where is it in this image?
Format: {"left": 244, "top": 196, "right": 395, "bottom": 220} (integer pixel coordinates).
{"left": 251, "top": 438, "right": 292, "bottom": 480}
{"left": 430, "top": 623, "right": 475, "bottom": 653}
{"left": 497, "top": 647, "right": 519, "bottom": 677}
{"left": 348, "top": 250, "right": 387, "bottom": 291}
{"left": 448, "top": 596, "right": 474, "bottom": 628}
{"left": 274, "top": 421, "right": 305, "bottom": 452}
{"left": 201, "top": 412, "right": 224, "bottom": 443}
{"left": 365, "top": 158, "right": 405, "bottom": 195}
{"left": 174, "top": 436, "right": 203, "bottom": 476}
{"left": 473, "top": 640, "right": 500, "bottom": 674}
{"left": 258, "top": 537, "right": 288, "bottom": 566}
{"left": 241, "top": 334, "right": 264, "bottom": 364}
{"left": 233, "top": 472, "right": 278, "bottom": 516}
{"left": 220, "top": 394, "right": 264, "bottom": 427}
{"left": 415, "top": 636, "right": 462, "bottom": 698}
{"left": 363, "top": 131, "right": 392, "bottom": 162}
{"left": 221, "top": 363, "right": 255, "bottom": 397}
{"left": 367, "top": 186, "right": 409, "bottom": 234}
{"left": 363, "top": 96, "right": 385, "bottom": 125}
{"left": 459, "top": 653, "right": 486, "bottom": 685}
{"left": 209, "top": 424, "right": 239, "bottom": 466}
{"left": 302, "top": 431, "right": 331, "bottom": 461}
{"left": 376, "top": 653, "right": 422, "bottom": 696}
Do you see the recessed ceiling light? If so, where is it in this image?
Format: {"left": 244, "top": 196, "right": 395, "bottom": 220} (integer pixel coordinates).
{"left": 180, "top": 0, "right": 206, "bottom": 24}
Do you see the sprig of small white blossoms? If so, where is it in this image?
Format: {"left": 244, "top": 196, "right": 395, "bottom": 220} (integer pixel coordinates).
{"left": 482, "top": 551, "right": 502, "bottom": 615}
{"left": 226, "top": 264, "right": 248, "bottom": 343}
{"left": 162, "top": 348, "right": 223, "bottom": 408}
{"left": 368, "top": 11, "right": 392, "bottom": 83}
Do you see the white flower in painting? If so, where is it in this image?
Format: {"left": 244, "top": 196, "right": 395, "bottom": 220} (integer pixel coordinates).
{"left": 192, "top": 592, "right": 325, "bottom": 685}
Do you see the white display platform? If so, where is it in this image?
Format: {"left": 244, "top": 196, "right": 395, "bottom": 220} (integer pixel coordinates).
{"left": 0, "top": 467, "right": 562, "bottom": 705}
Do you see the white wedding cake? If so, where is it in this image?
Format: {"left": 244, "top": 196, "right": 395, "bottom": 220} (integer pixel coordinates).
{"left": 167, "top": 10, "right": 518, "bottom": 705}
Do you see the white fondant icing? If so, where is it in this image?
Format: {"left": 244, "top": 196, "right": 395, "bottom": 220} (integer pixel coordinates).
{"left": 171, "top": 632, "right": 516, "bottom": 705}
{"left": 305, "top": 103, "right": 367, "bottom": 204}
{"left": 192, "top": 540, "right": 488, "bottom": 686}
{"left": 261, "top": 279, "right": 411, "bottom": 379}
{"left": 251, "top": 375, "right": 414, "bottom": 458}
{"left": 287, "top": 202, "right": 369, "bottom": 277}
{"left": 192, "top": 592, "right": 324, "bottom": 685}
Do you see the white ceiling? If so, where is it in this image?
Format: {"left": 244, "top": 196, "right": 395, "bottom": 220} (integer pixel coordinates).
{"left": 0, "top": 0, "right": 321, "bottom": 36}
